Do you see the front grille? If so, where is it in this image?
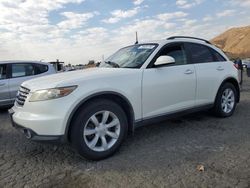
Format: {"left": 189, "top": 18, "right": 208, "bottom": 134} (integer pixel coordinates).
{"left": 16, "top": 86, "right": 30, "bottom": 106}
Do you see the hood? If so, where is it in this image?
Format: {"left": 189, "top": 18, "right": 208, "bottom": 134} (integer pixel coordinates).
{"left": 22, "top": 68, "right": 140, "bottom": 91}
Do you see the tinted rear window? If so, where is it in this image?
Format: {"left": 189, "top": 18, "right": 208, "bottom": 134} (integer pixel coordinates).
{"left": 185, "top": 43, "right": 214, "bottom": 64}
{"left": 210, "top": 49, "right": 226, "bottom": 62}
{"left": 34, "top": 64, "right": 48, "bottom": 74}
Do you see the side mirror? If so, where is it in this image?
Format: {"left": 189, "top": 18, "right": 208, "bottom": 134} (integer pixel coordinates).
{"left": 154, "top": 56, "right": 175, "bottom": 66}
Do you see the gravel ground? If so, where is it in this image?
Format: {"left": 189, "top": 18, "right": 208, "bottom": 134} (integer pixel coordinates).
{"left": 0, "top": 74, "right": 250, "bottom": 188}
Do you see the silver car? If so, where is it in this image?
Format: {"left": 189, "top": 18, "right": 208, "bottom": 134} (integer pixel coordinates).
{"left": 0, "top": 61, "right": 56, "bottom": 107}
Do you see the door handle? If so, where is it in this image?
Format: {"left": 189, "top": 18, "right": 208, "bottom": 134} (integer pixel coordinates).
{"left": 184, "top": 69, "right": 194, "bottom": 75}
{"left": 0, "top": 83, "right": 6, "bottom": 86}
{"left": 217, "top": 66, "right": 224, "bottom": 71}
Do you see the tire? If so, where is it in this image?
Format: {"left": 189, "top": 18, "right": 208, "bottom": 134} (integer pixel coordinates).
{"left": 70, "top": 99, "right": 128, "bottom": 160}
{"left": 213, "top": 82, "right": 237, "bottom": 117}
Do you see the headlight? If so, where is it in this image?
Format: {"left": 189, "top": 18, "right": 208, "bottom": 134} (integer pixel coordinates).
{"left": 29, "top": 86, "right": 77, "bottom": 102}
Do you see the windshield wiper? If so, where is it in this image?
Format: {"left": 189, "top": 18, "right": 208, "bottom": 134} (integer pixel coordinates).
{"left": 105, "top": 61, "right": 120, "bottom": 68}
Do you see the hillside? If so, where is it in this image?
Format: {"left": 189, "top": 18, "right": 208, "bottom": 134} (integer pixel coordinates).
{"left": 211, "top": 26, "right": 250, "bottom": 59}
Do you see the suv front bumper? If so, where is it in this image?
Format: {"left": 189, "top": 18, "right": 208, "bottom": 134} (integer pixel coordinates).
{"left": 9, "top": 108, "right": 64, "bottom": 142}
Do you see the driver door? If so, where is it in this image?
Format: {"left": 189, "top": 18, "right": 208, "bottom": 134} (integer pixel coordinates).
{"left": 142, "top": 43, "right": 196, "bottom": 119}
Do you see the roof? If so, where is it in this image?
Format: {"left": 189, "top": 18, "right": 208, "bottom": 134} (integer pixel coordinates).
{"left": 0, "top": 60, "right": 50, "bottom": 65}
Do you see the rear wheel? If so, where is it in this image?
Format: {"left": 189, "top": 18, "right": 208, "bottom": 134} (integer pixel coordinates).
{"left": 213, "top": 83, "right": 237, "bottom": 117}
{"left": 71, "top": 99, "right": 128, "bottom": 160}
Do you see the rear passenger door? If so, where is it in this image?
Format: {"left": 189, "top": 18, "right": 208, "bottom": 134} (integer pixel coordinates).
{"left": 184, "top": 42, "right": 227, "bottom": 106}
{"left": 0, "top": 64, "right": 11, "bottom": 105}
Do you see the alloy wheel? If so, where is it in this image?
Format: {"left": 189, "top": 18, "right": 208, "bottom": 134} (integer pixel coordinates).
{"left": 83, "top": 111, "right": 121, "bottom": 152}
{"left": 221, "top": 88, "right": 235, "bottom": 114}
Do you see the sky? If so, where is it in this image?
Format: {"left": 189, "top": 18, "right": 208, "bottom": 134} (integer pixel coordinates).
{"left": 0, "top": 0, "right": 249, "bottom": 64}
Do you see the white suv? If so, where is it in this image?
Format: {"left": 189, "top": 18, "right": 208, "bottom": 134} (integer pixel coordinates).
{"left": 9, "top": 36, "right": 240, "bottom": 160}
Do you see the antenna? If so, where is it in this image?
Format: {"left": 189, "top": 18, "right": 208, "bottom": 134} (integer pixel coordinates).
{"left": 135, "top": 31, "right": 138, "bottom": 44}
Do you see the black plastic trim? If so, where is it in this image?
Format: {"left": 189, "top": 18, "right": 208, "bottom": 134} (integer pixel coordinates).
{"left": 134, "top": 104, "right": 214, "bottom": 128}
{"left": 6, "top": 64, "right": 11, "bottom": 79}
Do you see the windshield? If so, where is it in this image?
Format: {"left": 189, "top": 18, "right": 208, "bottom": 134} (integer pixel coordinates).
{"left": 100, "top": 44, "right": 158, "bottom": 68}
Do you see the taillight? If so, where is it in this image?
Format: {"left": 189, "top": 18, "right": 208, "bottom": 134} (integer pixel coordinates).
{"left": 233, "top": 63, "right": 239, "bottom": 69}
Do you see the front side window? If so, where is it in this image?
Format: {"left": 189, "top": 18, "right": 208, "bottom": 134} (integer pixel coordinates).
{"left": 0, "top": 64, "right": 7, "bottom": 80}
{"left": 100, "top": 44, "right": 158, "bottom": 68}
{"left": 185, "top": 43, "right": 214, "bottom": 64}
{"left": 12, "top": 64, "right": 35, "bottom": 78}
{"left": 158, "top": 44, "right": 188, "bottom": 66}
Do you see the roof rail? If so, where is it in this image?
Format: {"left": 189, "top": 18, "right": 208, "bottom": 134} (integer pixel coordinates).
{"left": 167, "top": 36, "right": 211, "bottom": 44}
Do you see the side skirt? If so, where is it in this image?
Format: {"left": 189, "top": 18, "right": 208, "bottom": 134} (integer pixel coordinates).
{"left": 134, "top": 104, "right": 214, "bottom": 129}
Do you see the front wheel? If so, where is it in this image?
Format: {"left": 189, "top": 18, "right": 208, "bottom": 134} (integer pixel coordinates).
{"left": 71, "top": 99, "right": 128, "bottom": 160}
{"left": 213, "top": 83, "right": 237, "bottom": 117}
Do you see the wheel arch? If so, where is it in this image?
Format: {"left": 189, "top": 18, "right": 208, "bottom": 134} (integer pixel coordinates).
{"left": 216, "top": 77, "right": 240, "bottom": 103}
{"left": 65, "top": 91, "right": 135, "bottom": 142}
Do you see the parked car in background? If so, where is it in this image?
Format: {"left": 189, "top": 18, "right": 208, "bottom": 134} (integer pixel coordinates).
{"left": 0, "top": 61, "right": 56, "bottom": 107}
{"left": 9, "top": 37, "right": 240, "bottom": 160}
{"left": 242, "top": 59, "right": 250, "bottom": 69}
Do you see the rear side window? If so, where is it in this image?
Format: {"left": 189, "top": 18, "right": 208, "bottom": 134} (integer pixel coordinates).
{"left": 0, "top": 64, "right": 7, "bottom": 80}
{"left": 34, "top": 64, "right": 48, "bottom": 74}
{"left": 11, "top": 64, "right": 35, "bottom": 78}
{"left": 185, "top": 43, "right": 214, "bottom": 64}
{"left": 210, "top": 49, "right": 226, "bottom": 62}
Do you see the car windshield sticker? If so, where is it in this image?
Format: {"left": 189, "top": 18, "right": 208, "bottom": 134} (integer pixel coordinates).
{"left": 138, "top": 45, "right": 155, "bottom": 50}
